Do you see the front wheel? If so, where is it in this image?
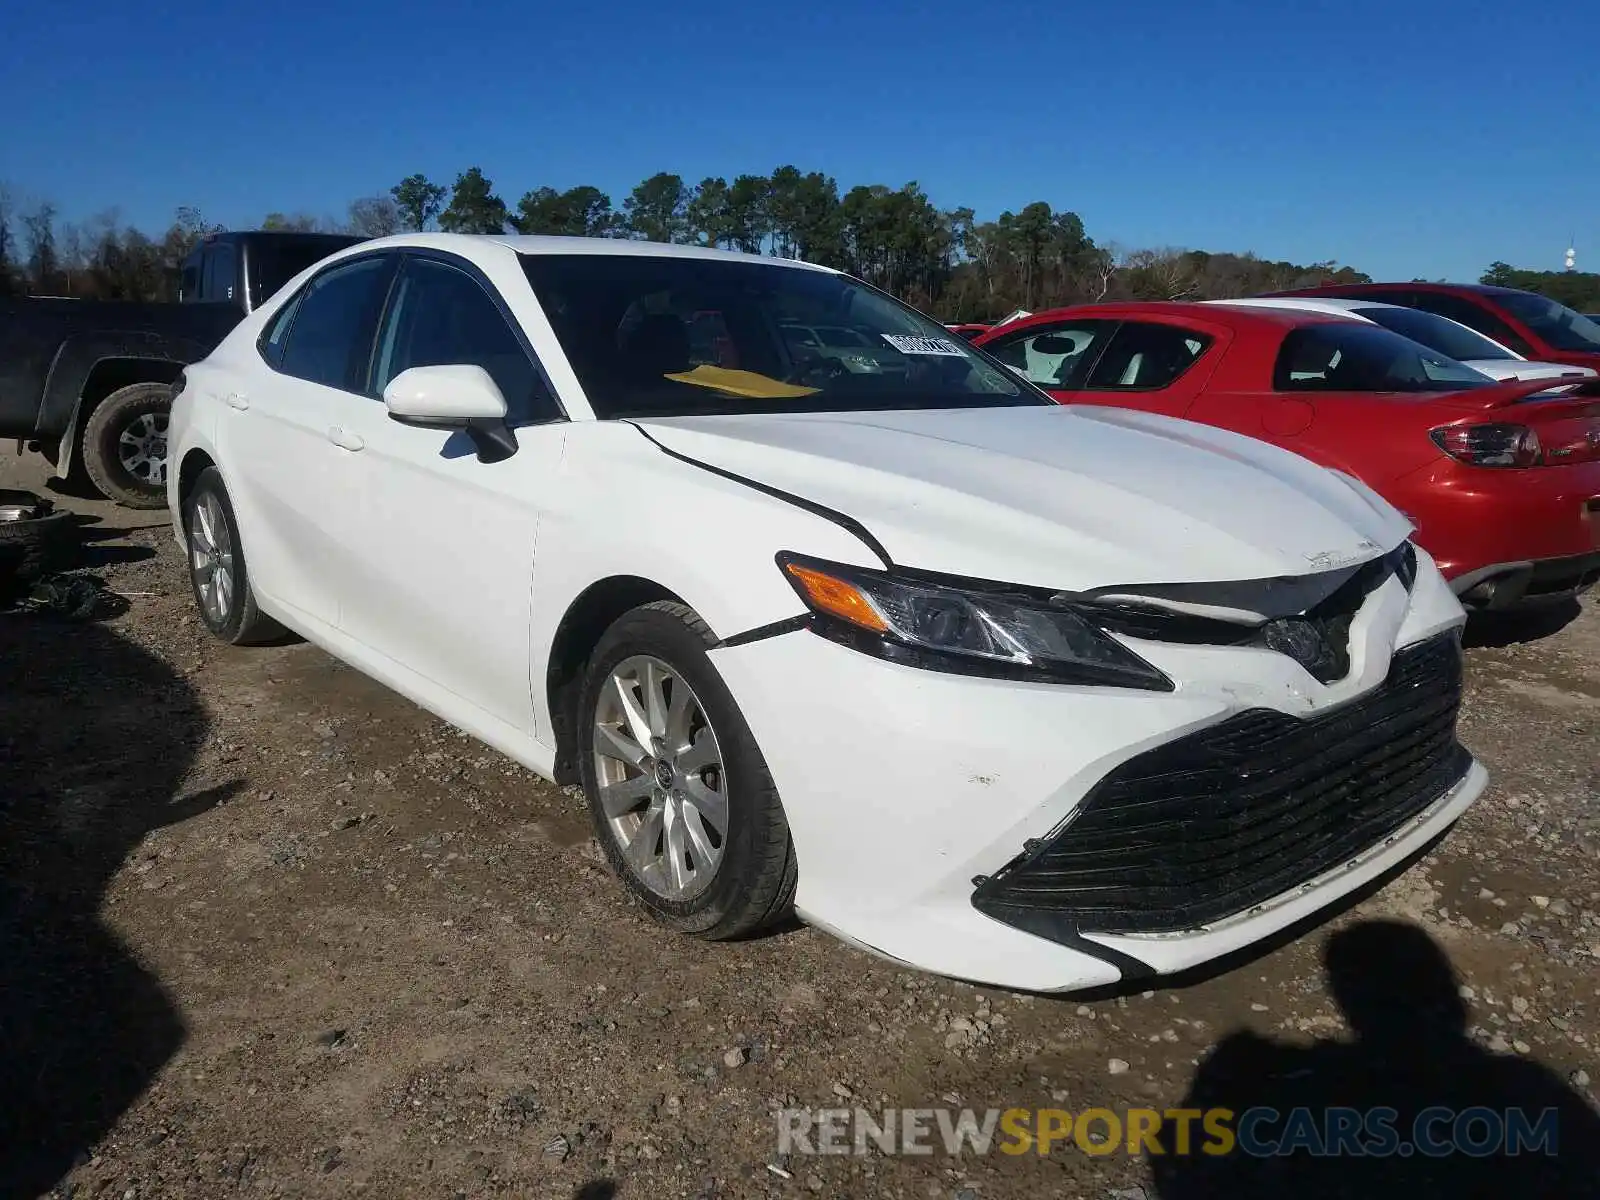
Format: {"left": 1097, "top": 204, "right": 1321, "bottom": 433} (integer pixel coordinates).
{"left": 578, "top": 601, "right": 797, "bottom": 940}
{"left": 181, "top": 468, "right": 283, "bottom": 645}
{"left": 80, "top": 381, "right": 174, "bottom": 508}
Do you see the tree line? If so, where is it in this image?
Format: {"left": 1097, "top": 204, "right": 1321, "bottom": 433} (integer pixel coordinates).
{"left": 2, "top": 168, "right": 1580, "bottom": 321}
{"left": 1479, "top": 261, "right": 1600, "bottom": 313}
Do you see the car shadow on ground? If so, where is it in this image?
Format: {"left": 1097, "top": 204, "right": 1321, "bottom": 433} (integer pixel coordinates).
{"left": 1147, "top": 920, "right": 1600, "bottom": 1199}
{"left": 0, "top": 612, "right": 238, "bottom": 1198}
{"left": 69, "top": 516, "right": 159, "bottom": 570}
{"left": 1462, "top": 600, "right": 1583, "bottom": 649}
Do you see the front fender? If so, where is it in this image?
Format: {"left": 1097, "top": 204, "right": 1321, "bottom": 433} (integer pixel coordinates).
{"left": 527, "top": 422, "right": 886, "bottom": 743}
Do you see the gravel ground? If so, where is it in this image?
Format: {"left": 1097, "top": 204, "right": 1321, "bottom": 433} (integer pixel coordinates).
{"left": 2, "top": 453, "right": 1597, "bottom": 1200}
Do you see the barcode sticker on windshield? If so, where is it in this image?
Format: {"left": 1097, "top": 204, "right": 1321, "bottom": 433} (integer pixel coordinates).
{"left": 882, "top": 334, "right": 966, "bottom": 356}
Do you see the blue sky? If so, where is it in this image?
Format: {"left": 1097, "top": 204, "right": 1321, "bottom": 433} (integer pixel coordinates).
{"left": 2, "top": 0, "right": 1593, "bottom": 282}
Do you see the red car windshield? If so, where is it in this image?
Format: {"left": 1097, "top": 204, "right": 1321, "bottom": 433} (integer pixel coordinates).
{"left": 1274, "top": 324, "right": 1495, "bottom": 393}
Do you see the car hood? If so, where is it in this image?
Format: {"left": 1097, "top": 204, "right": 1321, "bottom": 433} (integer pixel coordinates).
{"left": 1463, "top": 358, "right": 1598, "bottom": 382}
{"left": 632, "top": 405, "right": 1412, "bottom": 592}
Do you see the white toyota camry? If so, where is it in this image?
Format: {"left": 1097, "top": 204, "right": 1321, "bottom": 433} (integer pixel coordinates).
{"left": 167, "top": 234, "right": 1487, "bottom": 992}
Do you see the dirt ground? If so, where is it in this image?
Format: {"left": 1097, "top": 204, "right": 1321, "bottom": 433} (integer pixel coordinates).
{"left": 2, "top": 451, "right": 1597, "bottom": 1200}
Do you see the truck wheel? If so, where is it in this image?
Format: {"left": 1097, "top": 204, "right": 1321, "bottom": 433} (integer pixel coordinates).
{"left": 80, "top": 381, "right": 174, "bottom": 509}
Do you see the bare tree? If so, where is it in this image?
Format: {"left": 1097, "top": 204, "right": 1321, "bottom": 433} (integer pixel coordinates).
{"left": 22, "top": 201, "right": 59, "bottom": 294}
{"left": 347, "top": 195, "right": 402, "bottom": 238}
{"left": 1121, "top": 247, "right": 1199, "bottom": 301}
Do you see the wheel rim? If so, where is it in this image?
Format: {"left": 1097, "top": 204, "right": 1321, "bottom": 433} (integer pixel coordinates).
{"left": 118, "top": 411, "right": 169, "bottom": 485}
{"left": 189, "top": 493, "right": 235, "bottom": 625}
{"left": 592, "top": 654, "right": 728, "bottom": 902}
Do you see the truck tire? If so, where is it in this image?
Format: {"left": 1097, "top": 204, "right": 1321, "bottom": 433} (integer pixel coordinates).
{"left": 80, "top": 381, "right": 174, "bottom": 509}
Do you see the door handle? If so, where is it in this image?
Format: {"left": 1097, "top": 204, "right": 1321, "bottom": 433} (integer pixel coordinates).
{"left": 225, "top": 392, "right": 249, "bottom": 411}
{"left": 327, "top": 426, "right": 365, "bottom": 452}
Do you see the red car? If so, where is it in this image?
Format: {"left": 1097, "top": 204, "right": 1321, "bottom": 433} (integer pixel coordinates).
{"left": 972, "top": 303, "right": 1600, "bottom": 610}
{"left": 1265, "top": 281, "right": 1600, "bottom": 375}
{"left": 944, "top": 323, "right": 993, "bottom": 341}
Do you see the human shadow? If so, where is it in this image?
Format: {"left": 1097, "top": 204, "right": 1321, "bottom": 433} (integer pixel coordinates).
{"left": 0, "top": 612, "right": 238, "bottom": 1198}
{"left": 1150, "top": 920, "right": 1600, "bottom": 1199}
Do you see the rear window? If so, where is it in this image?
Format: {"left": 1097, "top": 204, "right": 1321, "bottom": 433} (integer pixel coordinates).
{"left": 249, "top": 237, "right": 365, "bottom": 308}
{"left": 1274, "top": 324, "right": 1496, "bottom": 393}
{"left": 1494, "top": 292, "right": 1600, "bottom": 353}
{"left": 1352, "top": 305, "right": 1515, "bottom": 362}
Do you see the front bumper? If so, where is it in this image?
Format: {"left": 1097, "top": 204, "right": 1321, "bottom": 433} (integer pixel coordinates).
{"left": 708, "top": 558, "right": 1482, "bottom": 993}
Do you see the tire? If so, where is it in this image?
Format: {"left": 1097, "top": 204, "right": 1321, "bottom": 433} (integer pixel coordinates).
{"left": 578, "top": 600, "right": 797, "bottom": 940}
{"left": 80, "top": 381, "right": 174, "bottom": 509}
{"left": 180, "top": 467, "right": 283, "bottom": 645}
{"left": 0, "top": 509, "right": 76, "bottom": 594}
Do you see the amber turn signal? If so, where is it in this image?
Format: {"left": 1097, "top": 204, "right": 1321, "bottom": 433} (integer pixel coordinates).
{"left": 783, "top": 562, "right": 889, "bottom": 633}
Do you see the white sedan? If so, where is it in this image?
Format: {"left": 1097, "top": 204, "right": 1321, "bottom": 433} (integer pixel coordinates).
{"left": 167, "top": 234, "right": 1486, "bottom": 992}
{"left": 1216, "top": 296, "right": 1597, "bottom": 383}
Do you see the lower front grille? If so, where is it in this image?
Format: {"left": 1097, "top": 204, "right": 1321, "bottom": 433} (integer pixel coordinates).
{"left": 972, "top": 633, "right": 1472, "bottom": 939}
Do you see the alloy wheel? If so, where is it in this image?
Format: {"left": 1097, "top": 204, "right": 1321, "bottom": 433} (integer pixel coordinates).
{"left": 119, "top": 412, "right": 169, "bottom": 486}
{"left": 592, "top": 654, "right": 728, "bottom": 902}
{"left": 189, "top": 492, "right": 234, "bottom": 625}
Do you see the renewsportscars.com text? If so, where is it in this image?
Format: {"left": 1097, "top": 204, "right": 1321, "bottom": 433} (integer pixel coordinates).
{"left": 776, "top": 1105, "right": 1562, "bottom": 1159}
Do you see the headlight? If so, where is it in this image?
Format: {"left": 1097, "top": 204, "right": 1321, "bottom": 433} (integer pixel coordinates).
{"left": 777, "top": 554, "right": 1172, "bottom": 691}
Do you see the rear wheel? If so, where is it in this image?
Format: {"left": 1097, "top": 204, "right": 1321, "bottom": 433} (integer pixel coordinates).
{"left": 181, "top": 468, "right": 283, "bottom": 645}
{"left": 80, "top": 381, "right": 174, "bottom": 509}
{"left": 578, "top": 601, "right": 797, "bottom": 939}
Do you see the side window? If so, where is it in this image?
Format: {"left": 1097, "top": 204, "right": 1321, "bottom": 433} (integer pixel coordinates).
{"left": 984, "top": 322, "right": 1114, "bottom": 388}
{"left": 373, "top": 257, "right": 547, "bottom": 419}
{"left": 277, "top": 256, "right": 393, "bottom": 390}
{"left": 1085, "top": 322, "right": 1213, "bottom": 390}
{"left": 202, "top": 245, "right": 238, "bottom": 303}
{"left": 1409, "top": 293, "right": 1536, "bottom": 357}
{"left": 258, "top": 291, "right": 305, "bottom": 369}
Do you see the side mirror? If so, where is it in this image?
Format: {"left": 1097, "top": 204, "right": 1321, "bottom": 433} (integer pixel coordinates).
{"left": 382, "top": 364, "right": 517, "bottom": 462}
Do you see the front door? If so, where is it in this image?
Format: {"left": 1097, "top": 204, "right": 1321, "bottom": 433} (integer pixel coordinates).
{"left": 329, "top": 252, "right": 568, "bottom": 732}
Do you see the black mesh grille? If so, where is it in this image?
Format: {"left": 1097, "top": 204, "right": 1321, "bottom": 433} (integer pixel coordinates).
{"left": 972, "top": 633, "right": 1471, "bottom": 938}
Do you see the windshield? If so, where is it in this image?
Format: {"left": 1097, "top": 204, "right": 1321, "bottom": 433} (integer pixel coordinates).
{"left": 519, "top": 253, "right": 1036, "bottom": 418}
{"left": 1274, "top": 324, "right": 1497, "bottom": 393}
{"left": 1493, "top": 291, "right": 1600, "bottom": 352}
{"left": 1352, "top": 305, "right": 1515, "bottom": 362}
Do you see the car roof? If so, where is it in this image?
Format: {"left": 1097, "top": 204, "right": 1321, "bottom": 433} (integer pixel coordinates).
{"left": 1022, "top": 301, "right": 1355, "bottom": 329}
{"left": 344, "top": 231, "right": 837, "bottom": 272}
{"left": 1211, "top": 296, "right": 1407, "bottom": 317}
{"left": 1271, "top": 281, "right": 1532, "bottom": 300}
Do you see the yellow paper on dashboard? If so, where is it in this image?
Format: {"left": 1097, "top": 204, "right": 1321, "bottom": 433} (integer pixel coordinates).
{"left": 664, "top": 364, "right": 820, "bottom": 399}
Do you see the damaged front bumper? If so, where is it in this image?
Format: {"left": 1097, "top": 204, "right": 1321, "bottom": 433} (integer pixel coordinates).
{"left": 706, "top": 542, "right": 1481, "bottom": 993}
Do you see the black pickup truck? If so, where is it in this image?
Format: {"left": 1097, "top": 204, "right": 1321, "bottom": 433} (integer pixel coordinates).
{"left": 0, "top": 230, "right": 365, "bottom": 507}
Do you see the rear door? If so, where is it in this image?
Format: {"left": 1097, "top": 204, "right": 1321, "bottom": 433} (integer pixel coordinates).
{"left": 219, "top": 252, "right": 397, "bottom": 629}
